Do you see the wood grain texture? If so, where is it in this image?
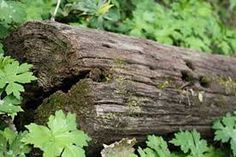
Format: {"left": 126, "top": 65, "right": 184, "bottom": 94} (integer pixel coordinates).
{"left": 4, "top": 21, "right": 236, "bottom": 155}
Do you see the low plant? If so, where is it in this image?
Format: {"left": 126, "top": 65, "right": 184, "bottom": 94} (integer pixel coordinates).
{"left": 0, "top": 54, "right": 36, "bottom": 118}
{"left": 213, "top": 113, "right": 236, "bottom": 156}
{"left": 102, "top": 113, "right": 236, "bottom": 157}
{"left": 0, "top": 127, "right": 30, "bottom": 157}
{"left": 0, "top": 0, "right": 26, "bottom": 53}
{"left": 121, "top": 0, "right": 236, "bottom": 55}
{"left": 22, "top": 110, "right": 91, "bottom": 157}
{"left": 2, "top": 0, "right": 236, "bottom": 55}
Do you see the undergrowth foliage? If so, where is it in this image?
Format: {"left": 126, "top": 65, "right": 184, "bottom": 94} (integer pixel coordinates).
{"left": 1, "top": 0, "right": 236, "bottom": 54}
{"left": 0, "top": 54, "right": 36, "bottom": 118}
{"left": 213, "top": 113, "right": 236, "bottom": 156}
{"left": 22, "top": 110, "right": 91, "bottom": 157}
{"left": 123, "top": 0, "right": 236, "bottom": 54}
{"left": 102, "top": 128, "right": 233, "bottom": 157}
{"left": 0, "top": 128, "right": 30, "bottom": 157}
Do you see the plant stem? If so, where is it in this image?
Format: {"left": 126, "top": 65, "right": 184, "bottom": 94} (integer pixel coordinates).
{"left": 51, "top": 0, "right": 61, "bottom": 21}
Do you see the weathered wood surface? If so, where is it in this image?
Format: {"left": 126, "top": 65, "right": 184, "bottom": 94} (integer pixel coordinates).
{"left": 4, "top": 21, "right": 236, "bottom": 155}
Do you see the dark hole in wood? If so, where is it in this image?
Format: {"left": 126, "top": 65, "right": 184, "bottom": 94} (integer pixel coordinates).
{"left": 24, "top": 69, "right": 91, "bottom": 110}
{"left": 184, "top": 59, "right": 195, "bottom": 70}
{"left": 95, "top": 71, "right": 108, "bottom": 82}
{"left": 102, "top": 43, "right": 112, "bottom": 48}
{"left": 181, "top": 70, "right": 194, "bottom": 82}
{"left": 199, "top": 76, "right": 210, "bottom": 88}
{"left": 88, "top": 68, "right": 111, "bottom": 82}
{"left": 149, "top": 65, "right": 155, "bottom": 70}
{"left": 60, "top": 71, "right": 90, "bottom": 92}
{"left": 14, "top": 70, "right": 91, "bottom": 131}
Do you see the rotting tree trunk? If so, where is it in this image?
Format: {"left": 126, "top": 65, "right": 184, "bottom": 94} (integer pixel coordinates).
{"left": 4, "top": 21, "right": 236, "bottom": 156}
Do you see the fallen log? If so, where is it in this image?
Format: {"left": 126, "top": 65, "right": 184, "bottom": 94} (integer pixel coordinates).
{"left": 4, "top": 21, "right": 236, "bottom": 156}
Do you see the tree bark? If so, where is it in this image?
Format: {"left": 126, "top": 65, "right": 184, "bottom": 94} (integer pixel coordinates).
{"left": 4, "top": 21, "right": 236, "bottom": 156}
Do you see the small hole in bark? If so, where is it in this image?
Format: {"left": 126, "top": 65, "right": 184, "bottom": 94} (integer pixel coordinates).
{"left": 61, "top": 73, "right": 89, "bottom": 92}
{"left": 88, "top": 68, "right": 110, "bottom": 82}
{"left": 24, "top": 70, "right": 90, "bottom": 108}
{"left": 181, "top": 70, "right": 194, "bottom": 82}
{"left": 98, "top": 72, "right": 108, "bottom": 82}
{"left": 199, "top": 76, "right": 210, "bottom": 88}
{"left": 102, "top": 43, "right": 112, "bottom": 48}
{"left": 184, "top": 60, "right": 195, "bottom": 70}
{"left": 149, "top": 65, "right": 155, "bottom": 70}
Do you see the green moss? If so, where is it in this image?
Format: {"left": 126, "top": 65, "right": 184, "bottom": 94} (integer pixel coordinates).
{"left": 105, "top": 58, "right": 126, "bottom": 82}
{"left": 214, "top": 95, "right": 227, "bottom": 107}
{"left": 69, "top": 79, "right": 92, "bottom": 105}
{"left": 112, "top": 58, "right": 128, "bottom": 95}
{"left": 113, "top": 58, "right": 126, "bottom": 69}
{"left": 127, "top": 95, "right": 141, "bottom": 114}
{"left": 100, "top": 112, "right": 118, "bottom": 124}
{"left": 104, "top": 72, "right": 113, "bottom": 82}
{"left": 114, "top": 76, "right": 129, "bottom": 96}
{"left": 89, "top": 68, "right": 103, "bottom": 82}
{"left": 217, "top": 76, "right": 236, "bottom": 95}
{"left": 158, "top": 80, "right": 171, "bottom": 89}
{"left": 97, "top": 112, "right": 128, "bottom": 128}
{"left": 35, "top": 91, "right": 67, "bottom": 124}
{"left": 35, "top": 79, "right": 93, "bottom": 125}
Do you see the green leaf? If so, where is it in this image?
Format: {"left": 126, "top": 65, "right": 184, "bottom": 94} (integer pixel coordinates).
{"left": 0, "top": 43, "right": 3, "bottom": 54}
{"left": 120, "top": 0, "right": 236, "bottom": 54}
{"left": 170, "top": 130, "right": 209, "bottom": 157}
{"left": 0, "top": 0, "right": 26, "bottom": 39}
{"left": 213, "top": 113, "right": 236, "bottom": 156}
{"left": 6, "top": 82, "right": 25, "bottom": 99}
{"left": 96, "top": 0, "right": 114, "bottom": 16}
{"left": 0, "top": 56, "right": 37, "bottom": 99}
{"left": 0, "top": 100, "right": 23, "bottom": 117}
{"left": 230, "top": 0, "right": 236, "bottom": 10}
{"left": 0, "top": 95, "right": 23, "bottom": 118}
{"left": 22, "top": 124, "right": 52, "bottom": 150}
{"left": 0, "top": 54, "right": 14, "bottom": 69}
{"left": 0, "top": 128, "right": 30, "bottom": 157}
{"left": 138, "top": 135, "right": 171, "bottom": 157}
{"left": 0, "top": 23, "right": 9, "bottom": 39}
{"left": 205, "top": 146, "right": 228, "bottom": 157}
{"left": 6, "top": 1, "right": 26, "bottom": 24}
{"left": 22, "top": 110, "right": 91, "bottom": 157}
{"left": 21, "top": 0, "right": 53, "bottom": 20}
{"left": 63, "top": 145, "right": 85, "bottom": 157}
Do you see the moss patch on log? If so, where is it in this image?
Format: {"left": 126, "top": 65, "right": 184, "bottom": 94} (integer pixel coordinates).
{"left": 35, "top": 79, "right": 94, "bottom": 125}
{"left": 127, "top": 95, "right": 142, "bottom": 114}
{"left": 217, "top": 76, "right": 236, "bottom": 95}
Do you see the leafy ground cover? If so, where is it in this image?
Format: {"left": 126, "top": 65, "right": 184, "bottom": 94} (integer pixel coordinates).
{"left": 1, "top": 0, "right": 236, "bottom": 54}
